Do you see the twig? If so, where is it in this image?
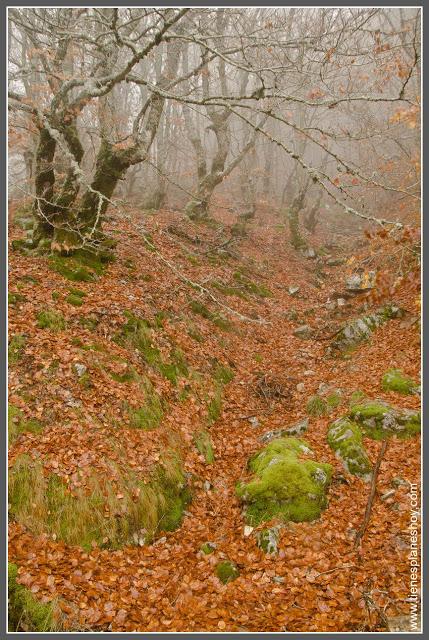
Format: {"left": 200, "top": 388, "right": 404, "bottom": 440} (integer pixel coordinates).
{"left": 354, "top": 440, "right": 388, "bottom": 548}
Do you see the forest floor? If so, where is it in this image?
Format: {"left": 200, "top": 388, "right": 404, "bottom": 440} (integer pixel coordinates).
{"left": 8, "top": 203, "right": 421, "bottom": 632}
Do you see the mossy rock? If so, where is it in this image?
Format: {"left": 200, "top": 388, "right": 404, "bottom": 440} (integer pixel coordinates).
{"left": 306, "top": 395, "right": 328, "bottom": 417}
{"left": 327, "top": 417, "right": 372, "bottom": 480}
{"left": 216, "top": 560, "right": 240, "bottom": 584}
{"left": 349, "top": 400, "right": 420, "bottom": 440}
{"left": 8, "top": 404, "right": 43, "bottom": 446}
{"left": 381, "top": 369, "right": 418, "bottom": 395}
{"left": 36, "top": 310, "right": 66, "bottom": 331}
{"left": 326, "top": 391, "right": 342, "bottom": 410}
{"left": 201, "top": 541, "right": 217, "bottom": 554}
{"left": 49, "top": 249, "right": 107, "bottom": 282}
{"left": 236, "top": 437, "right": 332, "bottom": 526}
{"left": 350, "top": 390, "right": 366, "bottom": 406}
{"left": 330, "top": 304, "right": 404, "bottom": 353}
{"left": 256, "top": 527, "right": 280, "bottom": 554}
{"left": 194, "top": 430, "right": 214, "bottom": 463}
{"left": 8, "top": 562, "right": 59, "bottom": 632}
{"left": 8, "top": 334, "right": 26, "bottom": 364}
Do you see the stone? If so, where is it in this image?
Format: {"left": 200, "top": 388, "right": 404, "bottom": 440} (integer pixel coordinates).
{"left": 350, "top": 400, "right": 421, "bottom": 439}
{"left": 257, "top": 527, "right": 280, "bottom": 554}
{"left": 293, "top": 324, "right": 313, "bottom": 339}
{"left": 327, "top": 417, "right": 372, "bottom": 480}
{"left": 237, "top": 437, "right": 332, "bottom": 525}
{"left": 329, "top": 304, "right": 404, "bottom": 353}
{"left": 216, "top": 561, "right": 240, "bottom": 584}
{"left": 345, "top": 271, "right": 376, "bottom": 291}
{"left": 201, "top": 541, "right": 217, "bottom": 554}
{"left": 304, "top": 247, "right": 316, "bottom": 259}
{"left": 259, "top": 418, "right": 308, "bottom": 443}
{"left": 243, "top": 525, "right": 254, "bottom": 537}
{"left": 303, "top": 370, "right": 315, "bottom": 376}
{"left": 296, "top": 383, "right": 305, "bottom": 392}
{"left": 337, "top": 298, "right": 346, "bottom": 307}
{"left": 248, "top": 416, "right": 259, "bottom": 428}
{"left": 288, "top": 286, "right": 300, "bottom": 296}
{"left": 73, "top": 363, "right": 87, "bottom": 378}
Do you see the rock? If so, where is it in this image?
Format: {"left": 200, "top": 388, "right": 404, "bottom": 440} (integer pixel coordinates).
{"left": 325, "top": 300, "right": 336, "bottom": 311}
{"left": 318, "top": 382, "right": 329, "bottom": 394}
{"left": 336, "top": 298, "right": 346, "bottom": 307}
{"left": 296, "top": 382, "right": 305, "bottom": 392}
{"left": 243, "top": 525, "right": 254, "bottom": 537}
{"left": 327, "top": 418, "right": 372, "bottom": 481}
{"left": 381, "top": 368, "right": 418, "bottom": 395}
{"left": 201, "top": 541, "right": 217, "bottom": 554}
{"left": 257, "top": 527, "right": 280, "bottom": 554}
{"left": 350, "top": 400, "right": 421, "bottom": 439}
{"left": 304, "top": 247, "right": 316, "bottom": 259}
{"left": 73, "top": 363, "right": 87, "bottom": 377}
{"left": 288, "top": 286, "right": 300, "bottom": 296}
{"left": 329, "top": 304, "right": 404, "bottom": 353}
{"left": 259, "top": 418, "right": 308, "bottom": 443}
{"left": 203, "top": 480, "right": 212, "bottom": 492}
{"left": 236, "top": 437, "right": 332, "bottom": 525}
{"left": 303, "top": 370, "right": 315, "bottom": 376}
{"left": 248, "top": 416, "right": 259, "bottom": 428}
{"left": 216, "top": 560, "right": 240, "bottom": 584}
{"left": 272, "top": 576, "right": 285, "bottom": 584}
{"left": 345, "top": 271, "right": 376, "bottom": 291}
{"left": 293, "top": 324, "right": 313, "bottom": 339}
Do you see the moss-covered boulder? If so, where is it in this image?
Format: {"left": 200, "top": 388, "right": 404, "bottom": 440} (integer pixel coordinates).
{"left": 236, "top": 438, "right": 332, "bottom": 526}
{"left": 327, "top": 417, "right": 372, "bottom": 480}
{"left": 256, "top": 527, "right": 280, "bottom": 554}
{"left": 329, "top": 304, "right": 404, "bottom": 354}
{"left": 8, "top": 562, "right": 59, "bottom": 631}
{"left": 349, "top": 400, "right": 420, "bottom": 440}
{"left": 381, "top": 369, "right": 418, "bottom": 395}
{"left": 216, "top": 560, "right": 240, "bottom": 584}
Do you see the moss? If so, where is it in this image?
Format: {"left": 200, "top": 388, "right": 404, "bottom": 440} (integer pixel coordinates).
{"left": 306, "top": 395, "right": 328, "bottom": 417}
{"left": 8, "top": 404, "right": 43, "bottom": 445}
{"left": 233, "top": 270, "right": 272, "bottom": 297}
{"left": 327, "top": 418, "right": 372, "bottom": 479}
{"left": 78, "top": 372, "right": 92, "bottom": 389}
{"left": 350, "top": 390, "right": 366, "bottom": 406}
{"left": 189, "top": 300, "right": 232, "bottom": 331}
{"left": 381, "top": 369, "right": 418, "bottom": 395}
{"left": 8, "top": 334, "right": 26, "bottom": 364}
{"left": 8, "top": 563, "right": 59, "bottom": 632}
{"left": 237, "top": 437, "right": 332, "bottom": 526}
{"left": 49, "top": 248, "right": 107, "bottom": 282}
{"left": 9, "top": 451, "right": 190, "bottom": 549}
{"left": 212, "top": 280, "right": 247, "bottom": 299}
{"left": 213, "top": 363, "right": 235, "bottom": 385}
{"left": 129, "top": 380, "right": 164, "bottom": 430}
{"left": 36, "top": 309, "right": 66, "bottom": 331}
{"left": 65, "top": 293, "right": 84, "bottom": 307}
{"left": 253, "top": 353, "right": 263, "bottom": 363}
{"left": 257, "top": 527, "right": 279, "bottom": 554}
{"left": 69, "top": 287, "right": 87, "bottom": 298}
{"left": 194, "top": 430, "right": 214, "bottom": 463}
{"left": 349, "top": 400, "right": 421, "bottom": 440}
{"left": 207, "top": 384, "right": 223, "bottom": 425}
{"left": 201, "top": 541, "right": 216, "bottom": 554}
{"left": 216, "top": 561, "right": 240, "bottom": 584}
{"left": 8, "top": 292, "right": 26, "bottom": 305}
{"left": 51, "top": 291, "right": 61, "bottom": 301}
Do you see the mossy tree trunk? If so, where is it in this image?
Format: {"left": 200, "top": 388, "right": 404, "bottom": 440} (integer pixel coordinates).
{"left": 287, "top": 190, "right": 307, "bottom": 250}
